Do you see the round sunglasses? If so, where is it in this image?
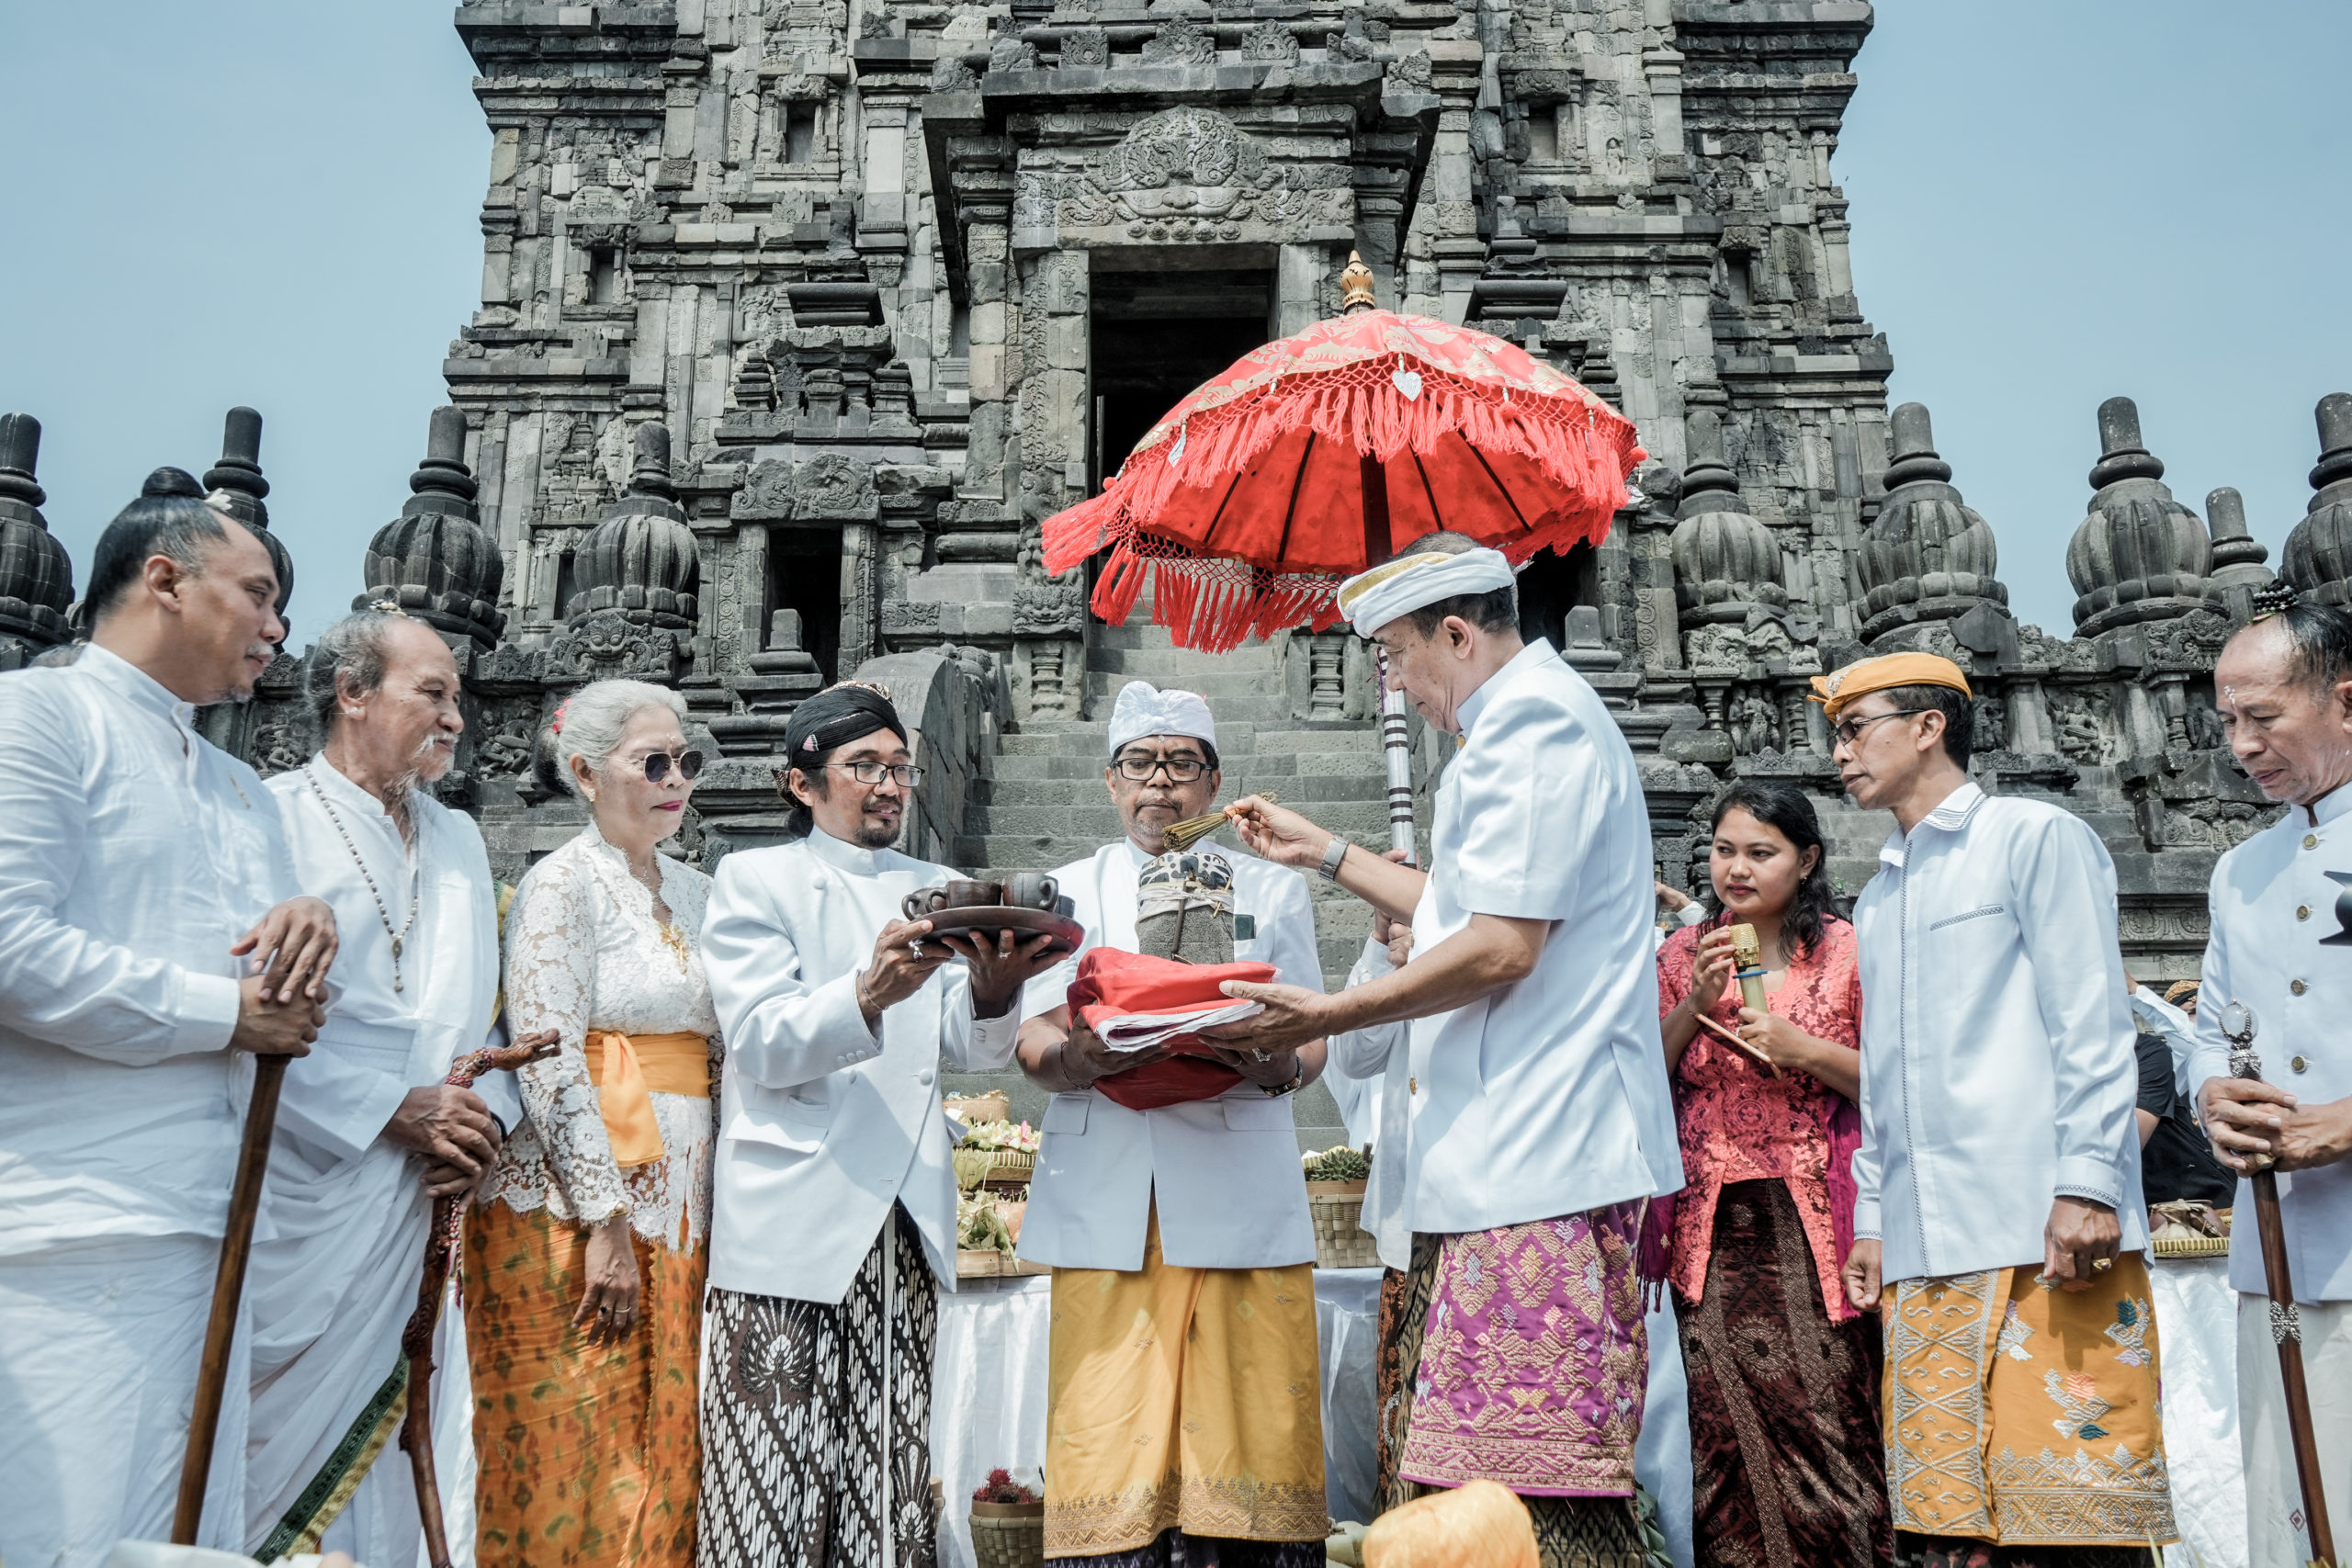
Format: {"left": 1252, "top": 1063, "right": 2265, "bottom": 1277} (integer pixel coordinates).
{"left": 632, "top": 749, "right": 705, "bottom": 783}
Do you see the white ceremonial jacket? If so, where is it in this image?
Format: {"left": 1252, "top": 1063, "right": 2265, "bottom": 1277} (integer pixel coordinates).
{"left": 2188, "top": 784, "right": 2352, "bottom": 1302}
{"left": 1850, "top": 780, "right": 2148, "bottom": 1282}
{"left": 1327, "top": 937, "right": 1412, "bottom": 1270}
{"left": 1019, "top": 838, "right": 1323, "bottom": 1270}
{"left": 702, "top": 829, "right": 1021, "bottom": 1303}
{"left": 1401, "top": 639, "right": 1684, "bottom": 1235}
{"left": 248, "top": 757, "right": 502, "bottom": 1562}
{"left": 0, "top": 645, "right": 301, "bottom": 1255}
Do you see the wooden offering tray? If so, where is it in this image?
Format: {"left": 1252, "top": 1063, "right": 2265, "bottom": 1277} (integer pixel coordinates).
{"left": 920, "top": 905, "right": 1085, "bottom": 955}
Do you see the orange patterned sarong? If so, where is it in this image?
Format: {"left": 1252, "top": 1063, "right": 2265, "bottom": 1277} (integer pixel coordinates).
{"left": 1883, "top": 1255, "right": 2177, "bottom": 1547}
{"left": 464, "top": 1200, "right": 705, "bottom": 1567}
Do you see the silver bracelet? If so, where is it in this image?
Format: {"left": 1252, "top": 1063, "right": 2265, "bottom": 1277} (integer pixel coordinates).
{"left": 1317, "top": 835, "right": 1350, "bottom": 882}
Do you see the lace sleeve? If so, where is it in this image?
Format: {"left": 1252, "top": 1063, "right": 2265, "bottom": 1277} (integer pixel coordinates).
{"left": 1656, "top": 923, "right": 1698, "bottom": 1018}
{"left": 504, "top": 853, "right": 628, "bottom": 1224}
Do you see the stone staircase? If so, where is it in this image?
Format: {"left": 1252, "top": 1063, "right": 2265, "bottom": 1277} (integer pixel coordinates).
{"left": 945, "top": 616, "right": 1396, "bottom": 1152}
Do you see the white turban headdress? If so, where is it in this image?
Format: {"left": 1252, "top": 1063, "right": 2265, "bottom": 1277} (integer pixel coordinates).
{"left": 1334, "top": 547, "right": 1518, "bottom": 637}
{"left": 1107, "top": 681, "right": 1217, "bottom": 756}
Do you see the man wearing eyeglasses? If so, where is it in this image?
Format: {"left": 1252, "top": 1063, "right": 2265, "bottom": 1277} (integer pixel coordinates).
{"left": 697, "top": 681, "right": 1064, "bottom": 1563}
{"left": 1820, "top": 651, "right": 2174, "bottom": 1562}
{"left": 1012, "top": 679, "right": 1333, "bottom": 1568}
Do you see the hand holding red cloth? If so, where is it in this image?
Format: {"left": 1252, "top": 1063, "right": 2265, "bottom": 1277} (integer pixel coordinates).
{"left": 1066, "top": 947, "right": 1279, "bottom": 1111}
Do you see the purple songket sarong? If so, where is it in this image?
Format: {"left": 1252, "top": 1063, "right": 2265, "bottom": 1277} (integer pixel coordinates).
{"left": 1397, "top": 1203, "right": 1649, "bottom": 1498}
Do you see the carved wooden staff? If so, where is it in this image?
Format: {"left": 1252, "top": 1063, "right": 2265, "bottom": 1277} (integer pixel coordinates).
{"left": 172, "top": 1054, "right": 289, "bottom": 1543}
{"left": 403, "top": 1032, "right": 558, "bottom": 1568}
{"left": 2221, "top": 1001, "right": 2338, "bottom": 1568}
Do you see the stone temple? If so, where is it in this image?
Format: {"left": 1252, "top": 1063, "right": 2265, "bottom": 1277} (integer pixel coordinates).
{"left": 6, "top": 0, "right": 2352, "bottom": 1142}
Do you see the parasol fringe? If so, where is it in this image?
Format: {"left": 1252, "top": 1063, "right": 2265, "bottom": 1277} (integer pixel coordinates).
{"left": 1051, "top": 357, "right": 1642, "bottom": 579}
{"left": 1082, "top": 541, "right": 1342, "bottom": 653}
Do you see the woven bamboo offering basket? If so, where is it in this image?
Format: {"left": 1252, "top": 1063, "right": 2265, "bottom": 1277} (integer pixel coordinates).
{"left": 970, "top": 1498, "right": 1046, "bottom": 1568}
{"left": 1307, "top": 1179, "right": 1379, "bottom": 1269}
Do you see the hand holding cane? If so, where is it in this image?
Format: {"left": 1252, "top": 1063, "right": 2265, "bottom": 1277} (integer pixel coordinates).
{"left": 403, "top": 1032, "right": 559, "bottom": 1568}
{"left": 2222, "top": 1000, "right": 2338, "bottom": 1568}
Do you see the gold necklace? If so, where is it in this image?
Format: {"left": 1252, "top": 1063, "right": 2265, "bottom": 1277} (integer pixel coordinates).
{"left": 632, "top": 853, "right": 692, "bottom": 972}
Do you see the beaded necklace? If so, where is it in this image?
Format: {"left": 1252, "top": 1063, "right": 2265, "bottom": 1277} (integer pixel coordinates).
{"left": 306, "top": 761, "right": 422, "bottom": 993}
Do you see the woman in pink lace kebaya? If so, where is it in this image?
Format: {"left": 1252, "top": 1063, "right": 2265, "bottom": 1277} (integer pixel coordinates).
{"left": 1655, "top": 782, "right": 1891, "bottom": 1568}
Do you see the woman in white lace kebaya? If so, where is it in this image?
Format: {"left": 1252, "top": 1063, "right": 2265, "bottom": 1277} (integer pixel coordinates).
{"left": 465, "top": 679, "right": 720, "bottom": 1568}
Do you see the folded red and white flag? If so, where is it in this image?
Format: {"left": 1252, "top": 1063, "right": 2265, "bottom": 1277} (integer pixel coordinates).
{"left": 1065, "top": 948, "right": 1278, "bottom": 1111}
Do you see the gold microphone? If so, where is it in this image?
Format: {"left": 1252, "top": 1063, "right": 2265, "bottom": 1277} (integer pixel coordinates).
{"left": 1726, "top": 923, "right": 1781, "bottom": 1077}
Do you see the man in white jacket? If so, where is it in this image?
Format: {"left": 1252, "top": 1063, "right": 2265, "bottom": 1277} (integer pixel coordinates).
{"left": 697, "top": 682, "right": 1059, "bottom": 1568}
{"left": 1014, "top": 681, "right": 1331, "bottom": 1568}
{"left": 246, "top": 607, "right": 508, "bottom": 1564}
{"left": 1824, "top": 650, "right": 2175, "bottom": 1562}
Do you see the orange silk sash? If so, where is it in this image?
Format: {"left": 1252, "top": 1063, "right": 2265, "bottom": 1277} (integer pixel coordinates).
{"left": 585, "top": 1031, "right": 710, "bottom": 1168}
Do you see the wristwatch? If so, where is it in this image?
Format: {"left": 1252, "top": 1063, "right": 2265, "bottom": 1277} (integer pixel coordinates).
{"left": 1317, "top": 835, "right": 1350, "bottom": 882}
{"left": 1261, "top": 1059, "right": 1306, "bottom": 1097}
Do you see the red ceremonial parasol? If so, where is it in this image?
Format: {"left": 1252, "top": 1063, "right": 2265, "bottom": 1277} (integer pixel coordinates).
{"left": 1041, "top": 253, "right": 1645, "bottom": 653}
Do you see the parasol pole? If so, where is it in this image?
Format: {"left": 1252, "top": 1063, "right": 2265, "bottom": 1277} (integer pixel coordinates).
{"left": 174, "top": 1054, "right": 289, "bottom": 1543}
{"left": 1340, "top": 252, "right": 1419, "bottom": 867}
{"left": 2222, "top": 1002, "right": 2338, "bottom": 1568}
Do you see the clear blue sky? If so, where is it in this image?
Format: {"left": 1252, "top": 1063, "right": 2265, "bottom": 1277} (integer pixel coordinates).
{"left": 3, "top": 3, "right": 2346, "bottom": 646}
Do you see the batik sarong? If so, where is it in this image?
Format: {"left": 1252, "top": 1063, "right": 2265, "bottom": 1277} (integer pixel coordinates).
{"left": 465, "top": 1200, "right": 705, "bottom": 1568}
{"left": 1045, "top": 1208, "right": 1328, "bottom": 1560}
{"left": 1678, "top": 1179, "right": 1889, "bottom": 1568}
{"left": 1374, "top": 1235, "right": 1445, "bottom": 1516}
{"left": 1394, "top": 1207, "right": 1654, "bottom": 1568}
{"left": 698, "top": 1203, "right": 939, "bottom": 1568}
{"left": 1883, "top": 1254, "right": 2176, "bottom": 1558}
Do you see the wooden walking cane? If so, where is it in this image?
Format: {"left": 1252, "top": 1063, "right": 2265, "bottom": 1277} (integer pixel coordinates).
{"left": 172, "top": 1053, "right": 290, "bottom": 1543}
{"left": 401, "top": 1032, "right": 558, "bottom": 1568}
{"left": 2220, "top": 1000, "right": 2340, "bottom": 1568}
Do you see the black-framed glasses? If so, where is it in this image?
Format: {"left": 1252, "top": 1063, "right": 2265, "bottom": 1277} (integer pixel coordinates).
{"left": 637, "top": 749, "right": 705, "bottom": 782}
{"left": 830, "top": 760, "right": 925, "bottom": 788}
{"left": 1831, "top": 708, "right": 1928, "bottom": 748}
{"left": 1113, "top": 753, "right": 1209, "bottom": 783}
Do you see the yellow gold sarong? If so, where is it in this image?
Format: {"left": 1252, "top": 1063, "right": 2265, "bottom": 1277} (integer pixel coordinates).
{"left": 1883, "top": 1253, "right": 2177, "bottom": 1547}
{"left": 1044, "top": 1209, "right": 1329, "bottom": 1557}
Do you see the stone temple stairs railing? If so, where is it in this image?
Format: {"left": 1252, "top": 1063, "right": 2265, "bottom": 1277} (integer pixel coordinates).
{"left": 947, "top": 615, "right": 1396, "bottom": 1154}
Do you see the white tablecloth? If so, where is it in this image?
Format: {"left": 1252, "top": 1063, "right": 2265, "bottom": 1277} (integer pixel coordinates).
{"left": 928, "top": 1270, "right": 1699, "bottom": 1568}
{"left": 932, "top": 1274, "right": 1056, "bottom": 1568}
{"left": 2152, "top": 1255, "right": 2245, "bottom": 1568}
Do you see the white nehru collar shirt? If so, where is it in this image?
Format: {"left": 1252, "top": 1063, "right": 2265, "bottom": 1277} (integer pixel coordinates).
{"left": 1849, "top": 779, "right": 2148, "bottom": 1283}
{"left": 266, "top": 756, "right": 503, "bottom": 1164}
{"left": 1400, "top": 637, "right": 1684, "bottom": 1236}
{"left": 1017, "top": 835, "right": 1324, "bottom": 1271}
{"left": 2188, "top": 783, "right": 2352, "bottom": 1302}
{"left": 0, "top": 643, "right": 301, "bottom": 1254}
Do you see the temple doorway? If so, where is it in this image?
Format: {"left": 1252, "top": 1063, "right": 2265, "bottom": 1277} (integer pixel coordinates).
{"left": 1515, "top": 542, "right": 1600, "bottom": 649}
{"left": 767, "top": 525, "right": 842, "bottom": 683}
{"left": 1090, "top": 266, "right": 1274, "bottom": 491}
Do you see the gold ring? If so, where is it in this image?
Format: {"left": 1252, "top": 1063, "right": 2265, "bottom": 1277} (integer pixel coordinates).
{"left": 2091, "top": 1258, "right": 2114, "bottom": 1272}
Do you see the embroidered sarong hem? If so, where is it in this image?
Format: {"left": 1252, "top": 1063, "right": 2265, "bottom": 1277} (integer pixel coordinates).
{"left": 1883, "top": 1258, "right": 2176, "bottom": 1549}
